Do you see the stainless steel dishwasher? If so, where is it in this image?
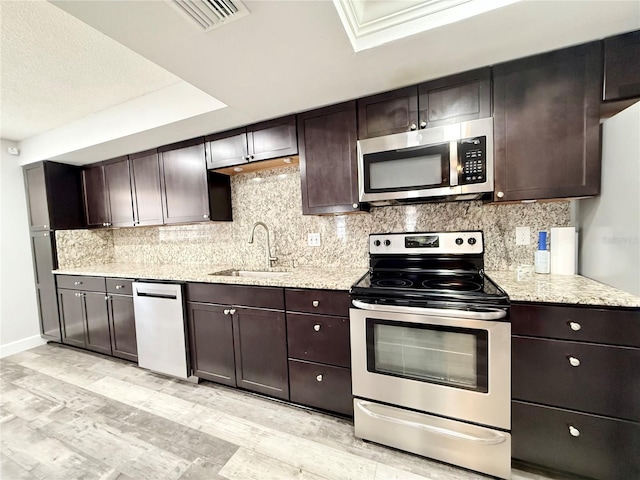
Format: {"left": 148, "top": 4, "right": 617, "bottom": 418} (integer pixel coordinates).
{"left": 132, "top": 282, "right": 196, "bottom": 381}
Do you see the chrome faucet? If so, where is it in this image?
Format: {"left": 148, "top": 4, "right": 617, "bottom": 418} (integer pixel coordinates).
{"left": 248, "top": 221, "right": 277, "bottom": 269}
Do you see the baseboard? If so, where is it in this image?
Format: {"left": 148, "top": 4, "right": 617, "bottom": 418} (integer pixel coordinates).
{"left": 0, "top": 335, "right": 47, "bottom": 358}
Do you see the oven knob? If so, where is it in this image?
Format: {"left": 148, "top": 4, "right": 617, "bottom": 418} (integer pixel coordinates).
{"left": 384, "top": 240, "right": 391, "bottom": 246}
{"left": 468, "top": 237, "right": 477, "bottom": 245}
{"left": 374, "top": 240, "right": 381, "bottom": 247}
{"left": 455, "top": 238, "right": 463, "bottom": 245}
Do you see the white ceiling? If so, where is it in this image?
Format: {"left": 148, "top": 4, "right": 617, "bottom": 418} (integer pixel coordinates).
{"left": 2, "top": 0, "right": 639, "bottom": 166}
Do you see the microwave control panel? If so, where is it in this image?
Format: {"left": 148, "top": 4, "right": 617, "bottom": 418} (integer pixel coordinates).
{"left": 458, "top": 136, "right": 486, "bottom": 185}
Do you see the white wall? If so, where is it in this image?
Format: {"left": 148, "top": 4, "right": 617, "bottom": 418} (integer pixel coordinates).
{"left": 0, "top": 139, "right": 45, "bottom": 357}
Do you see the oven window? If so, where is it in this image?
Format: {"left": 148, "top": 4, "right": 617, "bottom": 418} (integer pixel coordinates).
{"left": 363, "top": 143, "right": 449, "bottom": 193}
{"left": 366, "top": 319, "right": 488, "bottom": 392}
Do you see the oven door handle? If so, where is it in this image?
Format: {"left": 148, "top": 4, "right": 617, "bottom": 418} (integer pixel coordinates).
{"left": 356, "top": 401, "right": 507, "bottom": 445}
{"left": 351, "top": 299, "right": 507, "bottom": 320}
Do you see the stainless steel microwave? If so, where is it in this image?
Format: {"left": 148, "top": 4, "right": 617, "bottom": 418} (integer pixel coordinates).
{"left": 357, "top": 117, "right": 494, "bottom": 204}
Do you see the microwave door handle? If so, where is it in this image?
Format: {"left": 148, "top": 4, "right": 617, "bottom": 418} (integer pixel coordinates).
{"left": 449, "top": 141, "right": 459, "bottom": 187}
{"left": 351, "top": 299, "right": 507, "bottom": 320}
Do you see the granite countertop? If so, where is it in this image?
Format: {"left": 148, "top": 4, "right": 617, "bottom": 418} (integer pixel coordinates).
{"left": 53, "top": 264, "right": 640, "bottom": 308}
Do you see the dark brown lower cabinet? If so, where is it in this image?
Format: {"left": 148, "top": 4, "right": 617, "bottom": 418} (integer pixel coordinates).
{"left": 289, "top": 359, "right": 352, "bottom": 416}
{"left": 107, "top": 294, "right": 137, "bottom": 362}
{"left": 233, "top": 307, "right": 288, "bottom": 400}
{"left": 30, "top": 231, "right": 61, "bottom": 341}
{"left": 512, "top": 401, "right": 640, "bottom": 479}
{"left": 58, "top": 288, "right": 112, "bottom": 355}
{"left": 187, "top": 302, "right": 236, "bottom": 386}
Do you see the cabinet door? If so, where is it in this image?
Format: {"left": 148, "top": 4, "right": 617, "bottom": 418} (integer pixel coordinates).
{"left": 59, "top": 289, "right": 86, "bottom": 349}
{"left": 130, "top": 150, "right": 164, "bottom": 226}
{"left": 82, "top": 164, "right": 110, "bottom": 227}
{"left": 103, "top": 157, "right": 135, "bottom": 227}
{"left": 298, "top": 101, "right": 364, "bottom": 215}
{"left": 205, "top": 128, "right": 248, "bottom": 169}
{"left": 512, "top": 400, "right": 640, "bottom": 480}
{"left": 24, "top": 163, "right": 50, "bottom": 231}
{"left": 187, "top": 302, "right": 236, "bottom": 386}
{"left": 83, "top": 291, "right": 112, "bottom": 356}
{"left": 357, "top": 86, "right": 418, "bottom": 139}
{"left": 233, "top": 307, "right": 288, "bottom": 400}
{"left": 418, "top": 67, "right": 491, "bottom": 128}
{"left": 159, "top": 139, "right": 210, "bottom": 224}
{"left": 604, "top": 30, "right": 640, "bottom": 101}
{"left": 493, "top": 42, "right": 602, "bottom": 202}
{"left": 248, "top": 115, "right": 298, "bottom": 162}
{"left": 108, "top": 295, "right": 137, "bottom": 362}
{"left": 31, "top": 231, "right": 60, "bottom": 341}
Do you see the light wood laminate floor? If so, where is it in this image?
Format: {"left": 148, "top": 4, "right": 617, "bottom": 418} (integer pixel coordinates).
{"left": 1, "top": 344, "right": 574, "bottom": 480}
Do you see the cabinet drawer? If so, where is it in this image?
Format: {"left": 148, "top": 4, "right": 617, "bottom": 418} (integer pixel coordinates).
{"left": 287, "top": 313, "right": 350, "bottom": 367}
{"left": 186, "top": 282, "right": 284, "bottom": 310}
{"left": 56, "top": 275, "right": 105, "bottom": 292}
{"left": 512, "top": 400, "right": 640, "bottom": 480}
{"left": 285, "top": 289, "right": 350, "bottom": 316}
{"left": 106, "top": 278, "right": 133, "bottom": 295}
{"left": 289, "top": 359, "right": 352, "bottom": 416}
{"left": 512, "top": 336, "right": 640, "bottom": 421}
{"left": 511, "top": 303, "right": 640, "bottom": 347}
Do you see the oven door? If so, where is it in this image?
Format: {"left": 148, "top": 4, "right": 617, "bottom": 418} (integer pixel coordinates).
{"left": 350, "top": 301, "right": 510, "bottom": 430}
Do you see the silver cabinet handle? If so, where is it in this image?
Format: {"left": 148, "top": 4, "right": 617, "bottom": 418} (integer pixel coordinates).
{"left": 568, "top": 356, "right": 581, "bottom": 367}
{"left": 496, "top": 191, "right": 505, "bottom": 199}
{"left": 569, "top": 321, "right": 581, "bottom": 331}
{"left": 43, "top": 224, "right": 48, "bottom": 229}
{"left": 316, "top": 374, "right": 323, "bottom": 382}
{"left": 313, "top": 324, "right": 321, "bottom": 332}
{"left": 569, "top": 425, "right": 580, "bottom": 437}
{"left": 352, "top": 203, "right": 359, "bottom": 209}
{"left": 229, "top": 309, "right": 236, "bottom": 315}
{"left": 419, "top": 121, "right": 427, "bottom": 128}
{"left": 223, "top": 309, "right": 230, "bottom": 315}
{"left": 203, "top": 214, "right": 209, "bottom": 219}
{"left": 312, "top": 300, "right": 319, "bottom": 307}
{"left": 409, "top": 123, "right": 417, "bottom": 130}
{"left": 75, "top": 293, "right": 80, "bottom": 297}
{"left": 115, "top": 285, "right": 124, "bottom": 290}
{"left": 74, "top": 281, "right": 83, "bottom": 286}
{"left": 44, "top": 233, "right": 48, "bottom": 237}
{"left": 105, "top": 296, "right": 110, "bottom": 300}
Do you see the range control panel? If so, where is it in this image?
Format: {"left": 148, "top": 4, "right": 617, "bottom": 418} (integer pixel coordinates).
{"left": 458, "top": 136, "right": 486, "bottom": 185}
{"left": 370, "top": 231, "right": 483, "bottom": 255}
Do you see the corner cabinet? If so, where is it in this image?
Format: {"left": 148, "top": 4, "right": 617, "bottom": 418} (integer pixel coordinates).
{"left": 357, "top": 68, "right": 491, "bottom": 139}
{"left": 158, "top": 138, "right": 232, "bottom": 224}
{"left": 493, "top": 42, "right": 602, "bottom": 202}
{"left": 511, "top": 303, "right": 640, "bottom": 479}
{"left": 297, "top": 101, "right": 365, "bottom": 215}
{"left": 603, "top": 30, "right": 640, "bottom": 102}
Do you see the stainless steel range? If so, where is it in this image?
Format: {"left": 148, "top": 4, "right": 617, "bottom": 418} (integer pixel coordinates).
{"left": 349, "top": 231, "right": 511, "bottom": 479}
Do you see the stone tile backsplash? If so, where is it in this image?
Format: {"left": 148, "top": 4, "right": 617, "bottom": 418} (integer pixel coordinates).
{"left": 56, "top": 165, "right": 571, "bottom": 271}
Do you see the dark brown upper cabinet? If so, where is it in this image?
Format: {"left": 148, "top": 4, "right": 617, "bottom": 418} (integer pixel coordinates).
{"left": 493, "top": 42, "right": 602, "bottom": 202}
{"left": 604, "top": 30, "right": 640, "bottom": 102}
{"left": 82, "top": 163, "right": 110, "bottom": 227}
{"left": 129, "top": 149, "right": 164, "bottom": 226}
{"left": 23, "top": 161, "right": 85, "bottom": 232}
{"left": 159, "top": 138, "right": 232, "bottom": 224}
{"left": 298, "top": 101, "right": 365, "bottom": 215}
{"left": 206, "top": 115, "right": 298, "bottom": 170}
{"left": 103, "top": 156, "right": 135, "bottom": 227}
{"left": 357, "top": 68, "right": 491, "bottom": 139}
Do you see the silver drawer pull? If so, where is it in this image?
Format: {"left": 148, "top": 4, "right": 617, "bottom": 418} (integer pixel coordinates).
{"left": 569, "top": 321, "right": 581, "bottom": 331}
{"left": 312, "top": 300, "right": 319, "bottom": 307}
{"left": 313, "top": 324, "right": 321, "bottom": 332}
{"left": 75, "top": 293, "right": 81, "bottom": 297}
{"left": 74, "top": 281, "right": 83, "bottom": 286}
{"left": 568, "top": 356, "right": 581, "bottom": 367}
{"left": 223, "top": 309, "right": 230, "bottom": 315}
{"left": 568, "top": 425, "right": 580, "bottom": 437}
{"left": 316, "top": 374, "right": 323, "bottom": 382}
{"left": 229, "top": 308, "right": 236, "bottom": 315}
{"left": 115, "top": 285, "right": 124, "bottom": 290}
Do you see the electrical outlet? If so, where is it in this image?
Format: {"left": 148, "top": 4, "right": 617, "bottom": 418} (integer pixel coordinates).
{"left": 515, "top": 227, "right": 531, "bottom": 246}
{"left": 308, "top": 233, "right": 321, "bottom": 247}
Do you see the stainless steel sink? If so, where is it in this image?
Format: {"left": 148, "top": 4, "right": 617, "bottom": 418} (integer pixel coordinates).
{"left": 208, "top": 269, "right": 290, "bottom": 278}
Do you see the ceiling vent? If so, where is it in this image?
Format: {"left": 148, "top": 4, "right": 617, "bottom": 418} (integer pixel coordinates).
{"left": 169, "top": 0, "right": 249, "bottom": 32}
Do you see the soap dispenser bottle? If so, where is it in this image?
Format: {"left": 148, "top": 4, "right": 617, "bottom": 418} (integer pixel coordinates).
{"left": 535, "top": 231, "right": 550, "bottom": 274}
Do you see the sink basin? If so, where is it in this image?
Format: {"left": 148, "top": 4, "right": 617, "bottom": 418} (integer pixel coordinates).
{"left": 209, "top": 269, "right": 290, "bottom": 278}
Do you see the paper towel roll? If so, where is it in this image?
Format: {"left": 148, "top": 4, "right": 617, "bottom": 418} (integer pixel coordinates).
{"left": 550, "top": 227, "right": 578, "bottom": 275}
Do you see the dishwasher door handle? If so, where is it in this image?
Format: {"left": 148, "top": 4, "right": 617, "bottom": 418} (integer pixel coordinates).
{"left": 135, "top": 291, "right": 178, "bottom": 300}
